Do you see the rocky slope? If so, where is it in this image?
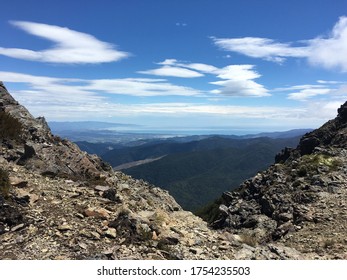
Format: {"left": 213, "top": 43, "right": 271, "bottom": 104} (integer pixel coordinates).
{"left": 1, "top": 81, "right": 346, "bottom": 259}
{"left": 212, "top": 100, "right": 347, "bottom": 259}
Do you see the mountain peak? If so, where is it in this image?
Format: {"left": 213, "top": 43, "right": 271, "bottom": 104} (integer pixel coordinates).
{"left": 337, "top": 100, "right": 347, "bottom": 121}
{"left": 0, "top": 81, "right": 19, "bottom": 106}
{"left": 1, "top": 83, "right": 110, "bottom": 180}
{"left": 297, "top": 100, "right": 347, "bottom": 156}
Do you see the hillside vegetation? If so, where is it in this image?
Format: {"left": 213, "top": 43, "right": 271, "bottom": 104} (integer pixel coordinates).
{"left": 123, "top": 136, "right": 301, "bottom": 211}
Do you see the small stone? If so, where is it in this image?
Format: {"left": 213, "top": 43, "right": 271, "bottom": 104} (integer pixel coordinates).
{"left": 152, "top": 231, "right": 158, "bottom": 240}
{"left": 70, "top": 193, "right": 80, "bottom": 198}
{"left": 16, "top": 189, "right": 30, "bottom": 199}
{"left": 187, "top": 239, "right": 195, "bottom": 246}
{"left": 78, "top": 242, "right": 88, "bottom": 250}
{"left": 11, "top": 223, "right": 26, "bottom": 232}
{"left": 84, "top": 207, "right": 110, "bottom": 219}
{"left": 90, "top": 231, "right": 101, "bottom": 240}
{"left": 219, "top": 204, "right": 229, "bottom": 215}
{"left": 189, "top": 248, "right": 203, "bottom": 255}
{"left": 10, "top": 177, "right": 28, "bottom": 188}
{"left": 16, "top": 189, "right": 38, "bottom": 205}
{"left": 118, "top": 183, "right": 130, "bottom": 192}
{"left": 58, "top": 224, "right": 72, "bottom": 231}
{"left": 29, "top": 194, "right": 39, "bottom": 205}
{"left": 102, "top": 248, "right": 114, "bottom": 256}
{"left": 79, "top": 229, "right": 91, "bottom": 238}
{"left": 75, "top": 213, "right": 85, "bottom": 219}
{"left": 94, "top": 185, "right": 110, "bottom": 192}
{"left": 104, "top": 228, "right": 117, "bottom": 239}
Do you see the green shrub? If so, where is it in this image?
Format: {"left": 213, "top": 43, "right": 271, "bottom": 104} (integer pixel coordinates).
{"left": 0, "top": 111, "right": 23, "bottom": 142}
{"left": 297, "top": 154, "right": 342, "bottom": 177}
{"left": 0, "top": 168, "right": 10, "bottom": 198}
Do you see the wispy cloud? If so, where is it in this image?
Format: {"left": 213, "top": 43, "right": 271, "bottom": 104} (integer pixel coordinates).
{"left": 212, "top": 37, "right": 308, "bottom": 63}
{"left": 212, "top": 16, "right": 347, "bottom": 72}
{"left": 140, "top": 59, "right": 270, "bottom": 97}
{"left": 287, "top": 88, "right": 332, "bottom": 101}
{"left": 273, "top": 81, "right": 347, "bottom": 101}
{"left": 85, "top": 78, "right": 202, "bottom": 96}
{"left": 138, "top": 66, "right": 204, "bottom": 78}
{"left": 0, "top": 71, "right": 201, "bottom": 97}
{"left": 317, "top": 80, "right": 345, "bottom": 84}
{"left": 0, "top": 21, "right": 130, "bottom": 64}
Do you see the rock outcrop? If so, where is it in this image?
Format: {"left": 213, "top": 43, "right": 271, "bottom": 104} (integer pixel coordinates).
{"left": 212, "top": 101, "right": 347, "bottom": 259}
{"left": 0, "top": 82, "right": 111, "bottom": 180}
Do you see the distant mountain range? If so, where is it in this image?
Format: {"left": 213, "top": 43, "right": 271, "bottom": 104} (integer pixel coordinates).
{"left": 74, "top": 130, "right": 309, "bottom": 211}
{"left": 49, "top": 121, "right": 311, "bottom": 144}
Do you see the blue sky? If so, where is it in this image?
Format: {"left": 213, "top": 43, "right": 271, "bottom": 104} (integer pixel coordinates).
{"left": 1, "top": 0, "right": 347, "bottom": 134}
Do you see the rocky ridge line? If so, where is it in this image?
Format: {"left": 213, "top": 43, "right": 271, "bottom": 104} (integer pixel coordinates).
{"left": 212, "top": 101, "right": 347, "bottom": 259}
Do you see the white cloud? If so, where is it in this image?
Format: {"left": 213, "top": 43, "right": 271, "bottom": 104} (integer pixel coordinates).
{"left": 211, "top": 79, "right": 269, "bottom": 97}
{"left": 180, "top": 63, "right": 219, "bottom": 73}
{"left": 317, "top": 80, "right": 345, "bottom": 84}
{"left": 140, "top": 59, "right": 269, "bottom": 97}
{"left": 212, "top": 37, "right": 309, "bottom": 63}
{"left": 151, "top": 59, "right": 219, "bottom": 74}
{"left": 0, "top": 71, "right": 201, "bottom": 99}
{"left": 273, "top": 81, "right": 347, "bottom": 101}
{"left": 0, "top": 21, "right": 129, "bottom": 64}
{"left": 304, "top": 100, "right": 345, "bottom": 121}
{"left": 288, "top": 88, "right": 332, "bottom": 101}
{"left": 308, "top": 16, "right": 347, "bottom": 72}
{"left": 138, "top": 66, "right": 204, "bottom": 78}
{"left": 158, "top": 59, "right": 178, "bottom": 65}
{"left": 214, "top": 64, "right": 261, "bottom": 80}
{"left": 212, "top": 16, "right": 347, "bottom": 72}
{"left": 210, "top": 64, "right": 269, "bottom": 97}
{"left": 273, "top": 84, "right": 326, "bottom": 92}
{"left": 85, "top": 77, "right": 202, "bottom": 96}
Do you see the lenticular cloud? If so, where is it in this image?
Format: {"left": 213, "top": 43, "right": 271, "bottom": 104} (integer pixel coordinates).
{"left": 0, "top": 21, "right": 130, "bottom": 64}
